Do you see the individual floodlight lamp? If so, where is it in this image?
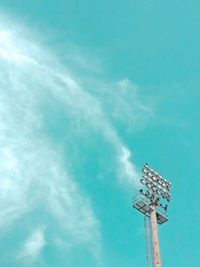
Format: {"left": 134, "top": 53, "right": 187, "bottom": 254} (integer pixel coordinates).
{"left": 140, "top": 179, "right": 146, "bottom": 185}
{"left": 147, "top": 183, "right": 151, "bottom": 189}
{"left": 144, "top": 163, "right": 149, "bottom": 168}
{"left": 142, "top": 168, "right": 148, "bottom": 174}
{"left": 147, "top": 189, "right": 151, "bottom": 195}
{"left": 152, "top": 176, "right": 157, "bottom": 181}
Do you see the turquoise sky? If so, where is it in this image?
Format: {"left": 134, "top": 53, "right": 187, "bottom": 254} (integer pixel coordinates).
{"left": 0, "top": 1, "right": 199, "bottom": 266}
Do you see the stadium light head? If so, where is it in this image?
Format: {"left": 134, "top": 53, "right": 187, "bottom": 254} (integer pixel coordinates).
{"left": 139, "top": 163, "right": 172, "bottom": 210}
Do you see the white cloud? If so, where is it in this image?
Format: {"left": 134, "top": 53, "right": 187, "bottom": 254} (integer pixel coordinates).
{"left": 17, "top": 226, "right": 46, "bottom": 260}
{"left": 118, "top": 146, "right": 140, "bottom": 188}
{"left": 0, "top": 13, "right": 147, "bottom": 263}
{"left": 0, "top": 15, "right": 100, "bottom": 251}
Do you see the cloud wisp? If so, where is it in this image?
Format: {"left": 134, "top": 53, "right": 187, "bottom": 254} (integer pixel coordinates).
{"left": 17, "top": 226, "right": 46, "bottom": 261}
{"left": 0, "top": 13, "right": 148, "bottom": 263}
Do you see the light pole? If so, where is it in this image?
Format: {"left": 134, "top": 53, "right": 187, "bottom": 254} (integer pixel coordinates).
{"left": 132, "top": 163, "right": 172, "bottom": 267}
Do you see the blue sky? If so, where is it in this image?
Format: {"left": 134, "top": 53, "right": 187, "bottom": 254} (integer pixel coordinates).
{"left": 0, "top": 1, "right": 200, "bottom": 266}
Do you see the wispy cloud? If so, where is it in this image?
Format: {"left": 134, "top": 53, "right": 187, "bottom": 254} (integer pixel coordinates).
{"left": 0, "top": 15, "right": 101, "bottom": 253}
{"left": 17, "top": 226, "right": 46, "bottom": 261}
{"left": 0, "top": 12, "right": 149, "bottom": 263}
{"left": 118, "top": 146, "right": 140, "bottom": 188}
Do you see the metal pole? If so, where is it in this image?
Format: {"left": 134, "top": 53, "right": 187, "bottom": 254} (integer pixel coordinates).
{"left": 150, "top": 204, "right": 162, "bottom": 267}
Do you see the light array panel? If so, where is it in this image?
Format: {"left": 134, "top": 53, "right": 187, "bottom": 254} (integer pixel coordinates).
{"left": 140, "top": 163, "right": 172, "bottom": 202}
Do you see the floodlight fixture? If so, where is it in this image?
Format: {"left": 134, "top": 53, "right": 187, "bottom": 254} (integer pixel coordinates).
{"left": 147, "top": 183, "right": 151, "bottom": 189}
{"left": 147, "top": 189, "right": 151, "bottom": 195}
{"left": 144, "top": 163, "right": 149, "bottom": 168}
{"left": 140, "top": 179, "right": 146, "bottom": 185}
{"left": 133, "top": 163, "right": 172, "bottom": 267}
{"left": 142, "top": 168, "right": 148, "bottom": 174}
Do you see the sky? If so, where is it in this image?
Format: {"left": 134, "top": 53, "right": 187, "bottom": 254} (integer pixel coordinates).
{"left": 0, "top": 1, "right": 200, "bottom": 267}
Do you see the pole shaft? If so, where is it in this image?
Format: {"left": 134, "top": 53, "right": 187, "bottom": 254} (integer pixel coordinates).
{"left": 150, "top": 204, "right": 162, "bottom": 267}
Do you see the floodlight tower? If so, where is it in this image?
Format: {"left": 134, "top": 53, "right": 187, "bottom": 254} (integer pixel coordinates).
{"left": 132, "top": 163, "right": 172, "bottom": 267}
